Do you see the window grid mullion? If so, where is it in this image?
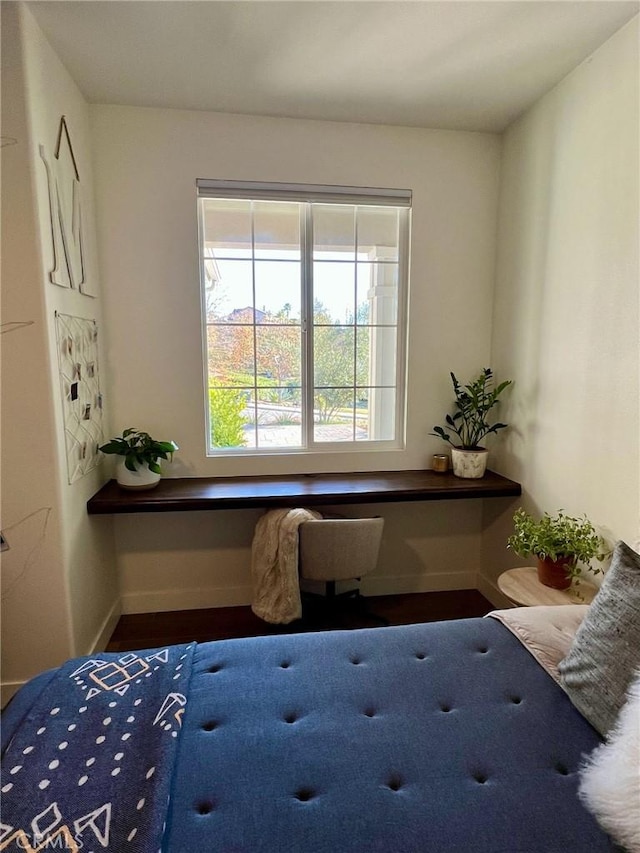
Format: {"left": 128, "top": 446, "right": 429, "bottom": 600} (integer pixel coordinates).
{"left": 198, "top": 200, "right": 213, "bottom": 455}
{"left": 395, "top": 207, "right": 410, "bottom": 443}
{"left": 302, "top": 203, "right": 314, "bottom": 449}
{"left": 250, "top": 202, "right": 259, "bottom": 448}
{"left": 352, "top": 206, "right": 358, "bottom": 440}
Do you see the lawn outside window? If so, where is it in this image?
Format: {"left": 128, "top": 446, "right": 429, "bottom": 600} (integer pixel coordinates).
{"left": 197, "top": 180, "right": 411, "bottom": 455}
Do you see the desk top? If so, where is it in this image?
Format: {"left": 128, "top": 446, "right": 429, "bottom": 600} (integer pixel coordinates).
{"left": 87, "top": 469, "right": 521, "bottom": 514}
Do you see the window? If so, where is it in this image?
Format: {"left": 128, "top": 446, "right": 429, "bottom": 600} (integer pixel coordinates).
{"left": 197, "top": 180, "right": 411, "bottom": 454}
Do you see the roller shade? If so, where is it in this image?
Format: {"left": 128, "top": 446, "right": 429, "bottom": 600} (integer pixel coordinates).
{"left": 196, "top": 179, "right": 411, "bottom": 208}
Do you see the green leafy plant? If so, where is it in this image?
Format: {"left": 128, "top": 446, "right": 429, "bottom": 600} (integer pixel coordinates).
{"left": 209, "top": 387, "right": 248, "bottom": 448}
{"left": 99, "top": 428, "right": 178, "bottom": 474}
{"left": 507, "top": 508, "right": 607, "bottom": 580}
{"left": 270, "top": 413, "right": 301, "bottom": 426}
{"left": 431, "top": 368, "right": 512, "bottom": 449}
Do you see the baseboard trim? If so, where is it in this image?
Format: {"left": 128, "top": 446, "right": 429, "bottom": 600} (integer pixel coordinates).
{"left": 121, "top": 586, "right": 255, "bottom": 614}
{"left": 476, "top": 572, "right": 513, "bottom": 609}
{"left": 2, "top": 599, "right": 123, "bottom": 708}
{"left": 1, "top": 680, "right": 25, "bottom": 709}
{"left": 90, "top": 597, "right": 122, "bottom": 653}
{"left": 122, "top": 572, "right": 481, "bottom": 614}
{"left": 362, "top": 571, "right": 478, "bottom": 597}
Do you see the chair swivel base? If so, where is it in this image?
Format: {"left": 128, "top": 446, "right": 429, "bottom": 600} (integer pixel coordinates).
{"left": 301, "top": 581, "right": 389, "bottom": 627}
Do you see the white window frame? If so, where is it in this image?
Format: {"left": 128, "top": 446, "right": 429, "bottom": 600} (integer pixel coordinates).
{"left": 197, "top": 180, "right": 411, "bottom": 457}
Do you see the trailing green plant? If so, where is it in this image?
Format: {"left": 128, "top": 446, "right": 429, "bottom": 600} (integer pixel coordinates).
{"left": 99, "top": 428, "right": 178, "bottom": 473}
{"left": 431, "top": 367, "right": 512, "bottom": 449}
{"left": 507, "top": 508, "right": 607, "bottom": 579}
{"left": 209, "top": 387, "right": 248, "bottom": 448}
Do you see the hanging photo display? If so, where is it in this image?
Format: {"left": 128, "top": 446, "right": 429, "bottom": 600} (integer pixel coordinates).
{"left": 55, "top": 312, "right": 103, "bottom": 483}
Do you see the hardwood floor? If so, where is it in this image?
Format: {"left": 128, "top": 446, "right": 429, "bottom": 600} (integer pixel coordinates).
{"left": 106, "top": 589, "right": 494, "bottom": 652}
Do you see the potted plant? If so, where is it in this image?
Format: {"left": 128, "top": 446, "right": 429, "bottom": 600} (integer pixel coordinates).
{"left": 507, "top": 507, "right": 607, "bottom": 590}
{"left": 99, "top": 428, "right": 178, "bottom": 490}
{"left": 431, "top": 368, "right": 512, "bottom": 478}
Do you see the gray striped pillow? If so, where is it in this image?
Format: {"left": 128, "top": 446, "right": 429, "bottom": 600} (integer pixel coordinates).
{"left": 558, "top": 541, "right": 640, "bottom": 736}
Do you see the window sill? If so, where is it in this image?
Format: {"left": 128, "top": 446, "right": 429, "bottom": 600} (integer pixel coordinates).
{"left": 87, "top": 469, "right": 521, "bottom": 514}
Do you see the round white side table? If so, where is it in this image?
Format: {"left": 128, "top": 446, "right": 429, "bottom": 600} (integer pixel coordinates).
{"left": 497, "top": 567, "right": 598, "bottom": 607}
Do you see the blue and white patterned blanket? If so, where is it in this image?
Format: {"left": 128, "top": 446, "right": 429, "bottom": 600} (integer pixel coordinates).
{"left": 0, "top": 643, "right": 194, "bottom": 852}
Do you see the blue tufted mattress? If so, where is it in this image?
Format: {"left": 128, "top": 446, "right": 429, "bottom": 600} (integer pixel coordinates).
{"left": 2, "top": 618, "right": 615, "bottom": 852}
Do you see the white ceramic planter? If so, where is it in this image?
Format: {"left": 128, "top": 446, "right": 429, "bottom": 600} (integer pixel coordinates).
{"left": 116, "top": 458, "right": 161, "bottom": 490}
{"left": 451, "top": 447, "right": 488, "bottom": 479}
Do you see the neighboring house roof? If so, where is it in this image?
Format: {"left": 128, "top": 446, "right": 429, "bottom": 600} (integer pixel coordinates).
{"left": 227, "top": 307, "right": 267, "bottom": 323}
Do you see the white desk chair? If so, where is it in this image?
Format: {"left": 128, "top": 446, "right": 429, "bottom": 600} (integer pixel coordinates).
{"left": 298, "top": 516, "right": 387, "bottom": 624}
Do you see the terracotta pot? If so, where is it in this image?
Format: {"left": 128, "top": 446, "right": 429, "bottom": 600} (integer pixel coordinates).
{"left": 537, "top": 556, "right": 573, "bottom": 590}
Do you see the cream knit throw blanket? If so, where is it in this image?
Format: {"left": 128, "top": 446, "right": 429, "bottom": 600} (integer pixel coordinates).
{"left": 251, "top": 508, "right": 322, "bottom": 624}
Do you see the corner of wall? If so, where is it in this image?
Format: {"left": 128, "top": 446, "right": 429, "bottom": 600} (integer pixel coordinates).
{"left": 1, "top": 0, "right": 75, "bottom": 692}
{"left": 1, "top": 3, "right": 120, "bottom": 699}
{"left": 481, "top": 17, "right": 640, "bottom": 587}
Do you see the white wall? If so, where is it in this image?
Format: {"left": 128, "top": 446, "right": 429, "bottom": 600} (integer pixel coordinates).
{"left": 1, "top": 4, "right": 119, "bottom": 703}
{"left": 114, "top": 500, "right": 486, "bottom": 613}
{"left": 90, "top": 105, "right": 504, "bottom": 612}
{"left": 1, "top": 2, "right": 72, "bottom": 702}
{"left": 481, "top": 16, "right": 639, "bottom": 599}
{"left": 6, "top": 6, "right": 636, "bottom": 637}
{"left": 20, "top": 3, "right": 120, "bottom": 656}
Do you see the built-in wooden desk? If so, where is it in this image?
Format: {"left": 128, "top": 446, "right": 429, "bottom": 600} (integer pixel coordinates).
{"left": 87, "top": 469, "right": 521, "bottom": 515}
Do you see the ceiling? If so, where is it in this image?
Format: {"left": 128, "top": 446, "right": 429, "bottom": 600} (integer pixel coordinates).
{"left": 27, "top": 0, "right": 639, "bottom": 133}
